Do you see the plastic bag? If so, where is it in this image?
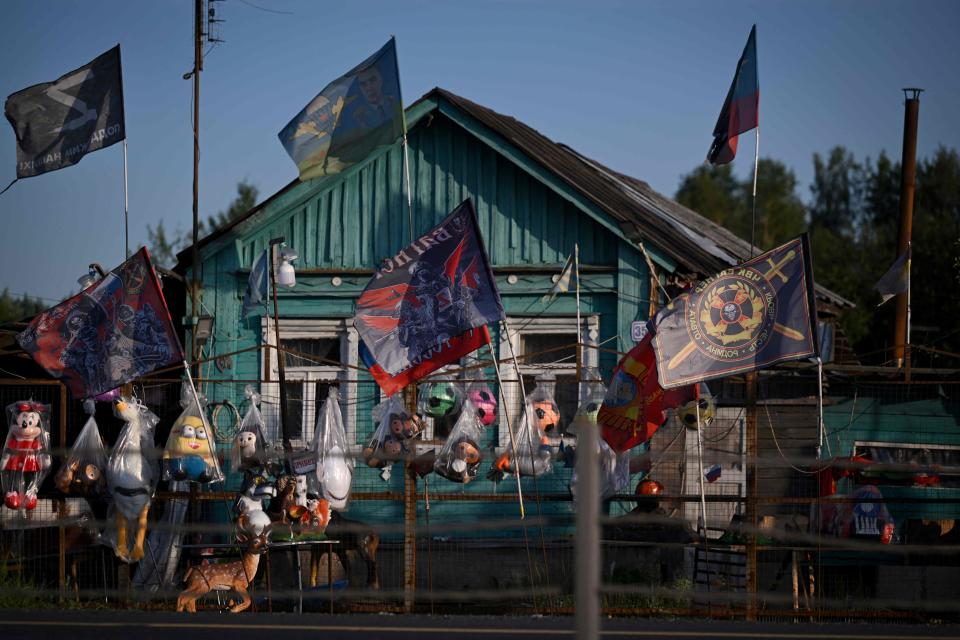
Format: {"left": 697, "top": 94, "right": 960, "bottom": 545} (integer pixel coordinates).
{"left": 434, "top": 400, "right": 484, "bottom": 484}
{"left": 418, "top": 381, "right": 462, "bottom": 419}
{"left": 105, "top": 396, "right": 160, "bottom": 562}
{"left": 572, "top": 368, "right": 606, "bottom": 431}
{"left": 233, "top": 385, "right": 270, "bottom": 472}
{"left": 55, "top": 400, "right": 107, "bottom": 498}
{"left": 162, "top": 383, "right": 224, "bottom": 484}
{"left": 312, "top": 388, "right": 354, "bottom": 511}
{"left": 528, "top": 377, "right": 561, "bottom": 437}
{"left": 489, "top": 400, "right": 553, "bottom": 481}
{"left": 569, "top": 437, "right": 631, "bottom": 500}
{"left": 465, "top": 381, "right": 498, "bottom": 427}
{"left": 363, "top": 396, "right": 414, "bottom": 479}
{"left": 1, "top": 400, "right": 52, "bottom": 512}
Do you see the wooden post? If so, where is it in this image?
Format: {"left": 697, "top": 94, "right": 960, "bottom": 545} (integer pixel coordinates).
{"left": 745, "top": 372, "right": 758, "bottom": 620}
{"left": 58, "top": 383, "right": 67, "bottom": 602}
{"left": 403, "top": 384, "right": 417, "bottom": 612}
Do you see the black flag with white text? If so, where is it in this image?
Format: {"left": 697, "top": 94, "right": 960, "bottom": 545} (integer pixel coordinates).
{"left": 4, "top": 46, "right": 125, "bottom": 179}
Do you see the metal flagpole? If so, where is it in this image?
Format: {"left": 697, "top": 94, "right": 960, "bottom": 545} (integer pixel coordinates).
{"left": 574, "top": 244, "right": 582, "bottom": 383}
{"left": 905, "top": 241, "right": 912, "bottom": 380}
{"left": 695, "top": 396, "right": 708, "bottom": 540}
{"left": 487, "top": 340, "right": 525, "bottom": 519}
{"left": 750, "top": 128, "right": 760, "bottom": 257}
{"left": 402, "top": 135, "right": 415, "bottom": 245}
{"left": 816, "top": 357, "right": 825, "bottom": 458}
{"left": 123, "top": 140, "right": 130, "bottom": 257}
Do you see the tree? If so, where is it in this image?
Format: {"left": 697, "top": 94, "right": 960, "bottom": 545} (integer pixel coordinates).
{"left": 206, "top": 180, "right": 258, "bottom": 232}
{"left": 675, "top": 158, "right": 804, "bottom": 250}
{"left": 809, "top": 147, "right": 864, "bottom": 236}
{"left": 146, "top": 219, "right": 181, "bottom": 270}
{"left": 0, "top": 288, "right": 46, "bottom": 324}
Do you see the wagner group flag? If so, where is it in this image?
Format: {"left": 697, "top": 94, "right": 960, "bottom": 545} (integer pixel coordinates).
{"left": 707, "top": 25, "right": 758, "bottom": 165}
{"left": 354, "top": 199, "right": 503, "bottom": 394}
{"left": 16, "top": 248, "right": 183, "bottom": 399}
{"left": 652, "top": 235, "right": 818, "bottom": 389}
{"left": 278, "top": 38, "right": 403, "bottom": 181}
{"left": 5, "top": 46, "right": 125, "bottom": 179}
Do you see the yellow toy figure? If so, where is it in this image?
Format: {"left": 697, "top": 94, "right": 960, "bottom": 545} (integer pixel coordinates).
{"left": 163, "top": 413, "right": 219, "bottom": 483}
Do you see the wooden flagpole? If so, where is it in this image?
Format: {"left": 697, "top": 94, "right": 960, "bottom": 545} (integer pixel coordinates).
{"left": 488, "top": 340, "right": 525, "bottom": 519}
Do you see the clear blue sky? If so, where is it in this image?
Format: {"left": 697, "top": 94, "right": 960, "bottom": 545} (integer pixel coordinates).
{"left": 1, "top": 0, "right": 958, "bottom": 303}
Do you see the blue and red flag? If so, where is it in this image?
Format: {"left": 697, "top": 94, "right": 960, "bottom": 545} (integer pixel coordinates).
{"left": 16, "top": 248, "right": 183, "bottom": 399}
{"left": 355, "top": 198, "right": 504, "bottom": 395}
{"left": 707, "top": 25, "right": 759, "bottom": 165}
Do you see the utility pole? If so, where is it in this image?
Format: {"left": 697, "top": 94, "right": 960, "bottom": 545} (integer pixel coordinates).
{"left": 190, "top": 0, "right": 202, "bottom": 364}
{"left": 894, "top": 88, "right": 922, "bottom": 374}
{"left": 186, "top": 0, "right": 224, "bottom": 364}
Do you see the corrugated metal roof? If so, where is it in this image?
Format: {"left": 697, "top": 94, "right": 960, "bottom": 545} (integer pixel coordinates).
{"left": 179, "top": 87, "right": 852, "bottom": 310}
{"left": 432, "top": 89, "right": 853, "bottom": 310}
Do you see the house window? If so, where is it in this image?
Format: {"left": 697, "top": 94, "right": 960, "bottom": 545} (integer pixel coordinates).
{"left": 262, "top": 318, "right": 359, "bottom": 448}
{"left": 853, "top": 441, "right": 960, "bottom": 489}
{"left": 497, "top": 316, "right": 599, "bottom": 449}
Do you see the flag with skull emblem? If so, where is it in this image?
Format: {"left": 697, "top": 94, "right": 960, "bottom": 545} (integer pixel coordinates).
{"left": 652, "top": 235, "right": 818, "bottom": 389}
{"left": 16, "top": 248, "right": 183, "bottom": 399}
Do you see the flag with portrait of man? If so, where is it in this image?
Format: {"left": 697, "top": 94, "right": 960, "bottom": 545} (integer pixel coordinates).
{"left": 278, "top": 38, "right": 404, "bottom": 181}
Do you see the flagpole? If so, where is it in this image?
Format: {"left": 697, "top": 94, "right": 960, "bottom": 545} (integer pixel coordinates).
{"left": 123, "top": 139, "right": 130, "bottom": 258}
{"left": 750, "top": 127, "right": 760, "bottom": 258}
{"left": 816, "top": 356, "right": 825, "bottom": 458}
{"left": 402, "top": 136, "right": 415, "bottom": 245}
{"left": 487, "top": 340, "right": 525, "bottom": 519}
{"left": 574, "top": 243, "right": 582, "bottom": 384}
{"left": 905, "top": 241, "right": 912, "bottom": 381}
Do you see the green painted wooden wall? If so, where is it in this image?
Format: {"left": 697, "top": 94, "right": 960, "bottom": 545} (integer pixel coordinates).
{"left": 188, "top": 97, "right": 655, "bottom": 532}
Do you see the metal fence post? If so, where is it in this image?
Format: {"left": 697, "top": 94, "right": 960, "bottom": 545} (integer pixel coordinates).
{"left": 574, "top": 413, "right": 599, "bottom": 638}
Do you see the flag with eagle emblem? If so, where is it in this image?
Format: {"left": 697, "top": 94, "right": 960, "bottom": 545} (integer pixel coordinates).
{"left": 354, "top": 198, "right": 503, "bottom": 394}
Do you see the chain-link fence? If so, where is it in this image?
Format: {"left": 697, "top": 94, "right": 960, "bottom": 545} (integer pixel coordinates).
{"left": 0, "top": 368, "right": 958, "bottom": 621}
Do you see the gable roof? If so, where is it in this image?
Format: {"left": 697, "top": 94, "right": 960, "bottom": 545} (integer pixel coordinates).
{"left": 178, "top": 87, "right": 852, "bottom": 310}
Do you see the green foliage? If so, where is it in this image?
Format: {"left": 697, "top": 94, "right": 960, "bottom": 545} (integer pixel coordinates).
{"left": 677, "top": 146, "right": 960, "bottom": 360}
{"left": 0, "top": 287, "right": 46, "bottom": 323}
{"left": 675, "top": 158, "right": 804, "bottom": 250}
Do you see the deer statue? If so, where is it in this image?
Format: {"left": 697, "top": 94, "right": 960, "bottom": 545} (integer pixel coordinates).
{"left": 107, "top": 396, "right": 159, "bottom": 563}
{"left": 176, "top": 522, "right": 272, "bottom": 613}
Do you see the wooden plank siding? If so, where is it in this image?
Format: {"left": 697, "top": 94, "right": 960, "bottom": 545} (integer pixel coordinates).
{"left": 187, "top": 97, "right": 656, "bottom": 533}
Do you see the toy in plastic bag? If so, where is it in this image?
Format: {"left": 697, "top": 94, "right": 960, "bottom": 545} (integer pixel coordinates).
{"left": 363, "top": 396, "right": 413, "bottom": 481}
{"left": 528, "top": 377, "right": 561, "bottom": 436}
{"left": 570, "top": 368, "right": 606, "bottom": 433}
{"left": 106, "top": 396, "right": 160, "bottom": 562}
{"left": 569, "top": 437, "right": 631, "bottom": 500}
{"left": 465, "top": 382, "right": 498, "bottom": 427}
{"left": 312, "top": 388, "right": 354, "bottom": 511}
{"left": 55, "top": 399, "right": 108, "bottom": 498}
{"left": 434, "top": 400, "right": 484, "bottom": 484}
{"left": 162, "top": 383, "right": 223, "bottom": 484}
{"left": 1, "top": 400, "right": 52, "bottom": 512}
{"left": 488, "top": 400, "right": 553, "bottom": 482}
{"left": 233, "top": 386, "right": 271, "bottom": 472}
{"left": 418, "top": 381, "right": 462, "bottom": 419}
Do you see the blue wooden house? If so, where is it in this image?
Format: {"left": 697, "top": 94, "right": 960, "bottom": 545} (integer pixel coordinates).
{"left": 177, "top": 88, "right": 850, "bottom": 529}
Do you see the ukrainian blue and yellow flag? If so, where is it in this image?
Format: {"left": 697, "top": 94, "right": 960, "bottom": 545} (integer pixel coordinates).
{"left": 278, "top": 38, "right": 404, "bottom": 181}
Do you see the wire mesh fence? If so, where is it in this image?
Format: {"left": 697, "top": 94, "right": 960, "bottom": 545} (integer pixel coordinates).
{"left": 0, "top": 369, "right": 958, "bottom": 621}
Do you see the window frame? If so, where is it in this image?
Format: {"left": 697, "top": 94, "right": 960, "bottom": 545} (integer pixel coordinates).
{"left": 261, "top": 317, "right": 359, "bottom": 448}
{"left": 496, "top": 314, "right": 599, "bottom": 450}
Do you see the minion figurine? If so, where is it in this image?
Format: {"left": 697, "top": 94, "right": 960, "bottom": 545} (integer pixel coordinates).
{"left": 163, "top": 415, "right": 217, "bottom": 482}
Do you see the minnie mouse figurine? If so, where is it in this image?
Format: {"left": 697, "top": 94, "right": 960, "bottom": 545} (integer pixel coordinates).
{"left": 1, "top": 401, "right": 51, "bottom": 510}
